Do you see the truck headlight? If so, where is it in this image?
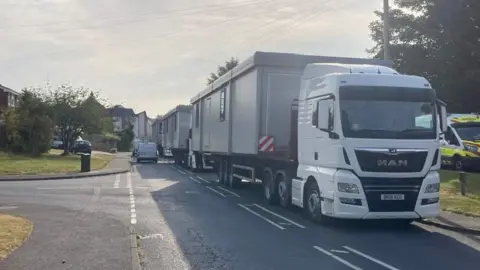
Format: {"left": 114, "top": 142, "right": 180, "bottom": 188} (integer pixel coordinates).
{"left": 338, "top": 183, "right": 359, "bottom": 194}
{"left": 425, "top": 183, "right": 440, "bottom": 193}
{"left": 465, "top": 145, "right": 478, "bottom": 153}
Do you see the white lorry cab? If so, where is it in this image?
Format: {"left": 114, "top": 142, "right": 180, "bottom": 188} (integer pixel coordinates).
{"left": 296, "top": 63, "right": 447, "bottom": 222}
{"left": 190, "top": 52, "right": 447, "bottom": 224}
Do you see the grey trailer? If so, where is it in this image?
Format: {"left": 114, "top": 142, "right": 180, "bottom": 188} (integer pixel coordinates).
{"left": 190, "top": 51, "right": 393, "bottom": 187}
{"left": 161, "top": 105, "right": 192, "bottom": 165}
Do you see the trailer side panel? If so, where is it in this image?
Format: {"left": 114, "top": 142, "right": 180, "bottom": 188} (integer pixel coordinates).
{"left": 231, "top": 69, "right": 259, "bottom": 155}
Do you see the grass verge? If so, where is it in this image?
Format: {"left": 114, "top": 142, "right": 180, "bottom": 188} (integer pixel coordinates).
{"left": 0, "top": 149, "right": 114, "bottom": 176}
{"left": 440, "top": 170, "right": 480, "bottom": 217}
{"left": 0, "top": 214, "right": 33, "bottom": 261}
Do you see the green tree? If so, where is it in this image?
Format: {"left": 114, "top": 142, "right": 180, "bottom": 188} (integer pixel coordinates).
{"left": 206, "top": 57, "right": 240, "bottom": 84}
{"left": 43, "top": 85, "right": 110, "bottom": 154}
{"left": 4, "top": 89, "right": 54, "bottom": 155}
{"left": 368, "top": 0, "right": 480, "bottom": 112}
{"left": 117, "top": 123, "right": 134, "bottom": 151}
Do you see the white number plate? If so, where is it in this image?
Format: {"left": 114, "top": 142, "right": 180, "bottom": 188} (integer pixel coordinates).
{"left": 381, "top": 194, "right": 405, "bottom": 200}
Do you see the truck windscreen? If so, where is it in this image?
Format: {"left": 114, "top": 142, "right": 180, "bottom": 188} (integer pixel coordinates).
{"left": 339, "top": 86, "right": 437, "bottom": 139}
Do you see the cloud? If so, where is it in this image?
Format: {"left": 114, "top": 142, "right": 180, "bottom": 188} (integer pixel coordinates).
{"left": 0, "top": 0, "right": 381, "bottom": 116}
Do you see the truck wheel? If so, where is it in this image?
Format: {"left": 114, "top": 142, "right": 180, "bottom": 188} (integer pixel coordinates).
{"left": 262, "top": 169, "right": 278, "bottom": 205}
{"left": 304, "top": 180, "right": 329, "bottom": 225}
{"left": 228, "top": 164, "right": 241, "bottom": 189}
{"left": 276, "top": 171, "right": 291, "bottom": 209}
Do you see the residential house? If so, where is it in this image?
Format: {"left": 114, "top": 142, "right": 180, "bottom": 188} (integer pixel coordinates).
{"left": 106, "top": 105, "right": 136, "bottom": 132}
{"left": 146, "top": 117, "right": 154, "bottom": 142}
{"left": 0, "top": 84, "right": 19, "bottom": 148}
{"left": 151, "top": 116, "right": 163, "bottom": 146}
{"left": 133, "top": 111, "right": 148, "bottom": 140}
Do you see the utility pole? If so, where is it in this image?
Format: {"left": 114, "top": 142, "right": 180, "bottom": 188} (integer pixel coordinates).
{"left": 383, "top": 0, "right": 390, "bottom": 60}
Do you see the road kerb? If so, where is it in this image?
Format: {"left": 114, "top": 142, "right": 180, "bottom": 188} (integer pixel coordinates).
{"left": 0, "top": 169, "right": 130, "bottom": 181}
{"left": 129, "top": 226, "right": 141, "bottom": 270}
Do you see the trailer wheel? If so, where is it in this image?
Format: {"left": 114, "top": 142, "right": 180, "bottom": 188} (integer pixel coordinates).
{"left": 228, "top": 163, "right": 241, "bottom": 189}
{"left": 304, "top": 179, "right": 330, "bottom": 225}
{"left": 276, "top": 171, "right": 291, "bottom": 209}
{"left": 262, "top": 168, "right": 278, "bottom": 205}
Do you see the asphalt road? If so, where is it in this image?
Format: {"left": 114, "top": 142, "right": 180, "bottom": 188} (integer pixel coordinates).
{"left": 1, "top": 161, "right": 480, "bottom": 270}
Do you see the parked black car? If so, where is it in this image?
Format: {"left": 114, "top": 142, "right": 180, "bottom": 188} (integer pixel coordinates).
{"left": 72, "top": 140, "right": 92, "bottom": 154}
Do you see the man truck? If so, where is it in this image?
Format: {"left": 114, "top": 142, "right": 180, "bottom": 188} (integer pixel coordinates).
{"left": 189, "top": 51, "right": 447, "bottom": 224}
{"left": 161, "top": 105, "right": 192, "bottom": 165}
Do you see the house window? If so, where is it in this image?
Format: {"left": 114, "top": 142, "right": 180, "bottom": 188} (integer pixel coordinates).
{"left": 220, "top": 88, "right": 226, "bottom": 122}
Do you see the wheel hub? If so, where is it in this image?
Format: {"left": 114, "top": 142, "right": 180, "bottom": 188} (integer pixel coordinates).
{"left": 308, "top": 191, "right": 320, "bottom": 213}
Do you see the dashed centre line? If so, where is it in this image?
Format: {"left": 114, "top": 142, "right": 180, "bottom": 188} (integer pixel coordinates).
{"left": 343, "top": 246, "right": 400, "bottom": 270}
{"left": 313, "top": 246, "right": 363, "bottom": 270}
{"left": 206, "top": 186, "right": 227, "bottom": 197}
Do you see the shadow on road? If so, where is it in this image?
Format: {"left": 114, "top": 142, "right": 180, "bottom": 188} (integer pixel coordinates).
{"left": 137, "top": 164, "right": 480, "bottom": 270}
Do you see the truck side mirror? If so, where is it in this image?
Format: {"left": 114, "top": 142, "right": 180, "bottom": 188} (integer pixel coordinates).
{"left": 436, "top": 99, "right": 448, "bottom": 133}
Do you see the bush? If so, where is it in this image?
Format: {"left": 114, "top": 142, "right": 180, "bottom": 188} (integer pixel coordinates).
{"left": 4, "top": 91, "right": 53, "bottom": 156}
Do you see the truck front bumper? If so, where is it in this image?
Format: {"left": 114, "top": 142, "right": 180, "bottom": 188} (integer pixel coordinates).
{"left": 325, "top": 170, "right": 440, "bottom": 220}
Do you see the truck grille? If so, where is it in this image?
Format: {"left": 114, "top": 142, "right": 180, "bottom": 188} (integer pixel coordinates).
{"left": 355, "top": 149, "right": 427, "bottom": 173}
{"left": 359, "top": 177, "right": 423, "bottom": 212}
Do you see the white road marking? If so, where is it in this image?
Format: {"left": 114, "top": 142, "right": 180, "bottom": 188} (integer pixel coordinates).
{"left": 36, "top": 187, "right": 90, "bottom": 190}
{"left": 114, "top": 174, "right": 120, "bottom": 188}
{"left": 216, "top": 186, "right": 240, "bottom": 197}
{"left": 206, "top": 186, "right": 227, "bottom": 197}
{"left": 196, "top": 176, "right": 209, "bottom": 182}
{"left": 188, "top": 176, "right": 202, "bottom": 183}
{"left": 127, "top": 172, "right": 136, "bottom": 225}
{"left": 343, "top": 246, "right": 400, "bottom": 270}
{"left": 127, "top": 172, "right": 132, "bottom": 189}
{"left": 313, "top": 246, "right": 362, "bottom": 270}
{"left": 195, "top": 176, "right": 210, "bottom": 184}
{"left": 138, "top": 233, "right": 164, "bottom": 240}
{"left": 169, "top": 165, "right": 176, "bottom": 169}
{"left": 0, "top": 206, "right": 18, "bottom": 210}
{"left": 252, "top": 203, "right": 306, "bottom": 229}
{"left": 331, "top": 249, "right": 349, "bottom": 254}
{"left": 237, "top": 204, "right": 285, "bottom": 230}
{"left": 178, "top": 170, "right": 186, "bottom": 175}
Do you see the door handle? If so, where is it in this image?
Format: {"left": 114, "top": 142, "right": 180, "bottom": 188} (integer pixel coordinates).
{"left": 314, "top": 152, "right": 318, "bottom": 160}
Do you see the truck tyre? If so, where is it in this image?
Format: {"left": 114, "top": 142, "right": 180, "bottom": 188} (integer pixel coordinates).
{"left": 228, "top": 163, "right": 241, "bottom": 189}
{"left": 304, "top": 180, "right": 330, "bottom": 225}
{"left": 276, "top": 170, "right": 291, "bottom": 209}
{"left": 262, "top": 168, "right": 278, "bottom": 205}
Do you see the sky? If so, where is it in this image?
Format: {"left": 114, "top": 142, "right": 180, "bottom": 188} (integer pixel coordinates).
{"left": 0, "top": 0, "right": 383, "bottom": 117}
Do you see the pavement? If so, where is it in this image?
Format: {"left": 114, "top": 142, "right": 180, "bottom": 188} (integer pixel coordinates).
{"left": 0, "top": 152, "right": 132, "bottom": 181}
{"left": 0, "top": 160, "right": 479, "bottom": 269}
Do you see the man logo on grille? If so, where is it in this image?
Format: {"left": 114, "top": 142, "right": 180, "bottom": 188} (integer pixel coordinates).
{"left": 377, "top": 160, "right": 408, "bottom": 167}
